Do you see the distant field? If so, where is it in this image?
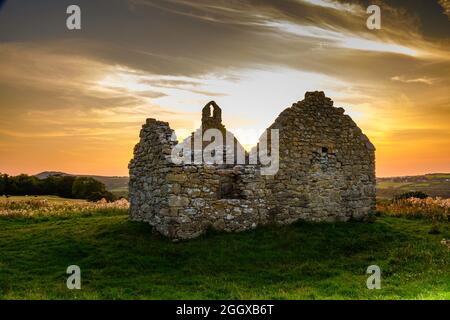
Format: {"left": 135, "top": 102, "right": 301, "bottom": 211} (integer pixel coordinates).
{"left": 0, "top": 195, "right": 87, "bottom": 203}
{"left": 426, "top": 174, "right": 450, "bottom": 179}
{"left": 377, "top": 173, "right": 450, "bottom": 199}
{"left": 109, "top": 187, "right": 129, "bottom": 198}
{"left": 0, "top": 196, "right": 129, "bottom": 219}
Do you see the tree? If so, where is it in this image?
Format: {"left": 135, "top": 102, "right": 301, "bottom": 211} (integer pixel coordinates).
{"left": 41, "top": 175, "right": 59, "bottom": 195}
{"left": 0, "top": 173, "right": 6, "bottom": 195}
{"left": 11, "top": 174, "right": 41, "bottom": 195}
{"left": 72, "top": 177, "right": 109, "bottom": 201}
{"left": 0, "top": 174, "right": 114, "bottom": 201}
{"left": 2, "top": 174, "right": 17, "bottom": 195}
{"left": 56, "top": 175, "right": 77, "bottom": 198}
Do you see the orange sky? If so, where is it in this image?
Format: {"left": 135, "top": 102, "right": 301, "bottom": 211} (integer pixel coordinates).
{"left": 0, "top": 0, "right": 449, "bottom": 177}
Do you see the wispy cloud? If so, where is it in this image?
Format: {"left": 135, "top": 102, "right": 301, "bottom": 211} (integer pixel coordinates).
{"left": 300, "top": 0, "right": 359, "bottom": 12}
{"left": 264, "top": 20, "right": 418, "bottom": 56}
{"left": 391, "top": 76, "right": 435, "bottom": 85}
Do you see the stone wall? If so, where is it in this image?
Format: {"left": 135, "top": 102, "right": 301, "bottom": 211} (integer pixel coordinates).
{"left": 128, "top": 118, "right": 176, "bottom": 231}
{"left": 129, "top": 91, "right": 376, "bottom": 240}
{"left": 263, "top": 91, "right": 376, "bottom": 224}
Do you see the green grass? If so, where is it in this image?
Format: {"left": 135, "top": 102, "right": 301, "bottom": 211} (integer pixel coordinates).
{"left": 108, "top": 187, "right": 129, "bottom": 198}
{"left": 0, "top": 210, "right": 449, "bottom": 300}
{"left": 377, "top": 182, "right": 450, "bottom": 199}
{"left": 377, "top": 174, "right": 450, "bottom": 199}
{"left": 426, "top": 174, "right": 450, "bottom": 179}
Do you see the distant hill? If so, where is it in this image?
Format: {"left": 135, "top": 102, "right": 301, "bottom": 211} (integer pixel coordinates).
{"left": 377, "top": 173, "right": 450, "bottom": 199}
{"left": 34, "top": 171, "right": 129, "bottom": 196}
{"left": 34, "top": 171, "right": 70, "bottom": 179}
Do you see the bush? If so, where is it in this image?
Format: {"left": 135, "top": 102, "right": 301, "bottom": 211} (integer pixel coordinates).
{"left": 393, "top": 191, "right": 428, "bottom": 201}
{"left": 87, "top": 191, "right": 116, "bottom": 202}
{"left": 72, "top": 177, "right": 106, "bottom": 199}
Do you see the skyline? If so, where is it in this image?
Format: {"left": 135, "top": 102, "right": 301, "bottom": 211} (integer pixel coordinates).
{"left": 0, "top": 0, "right": 449, "bottom": 177}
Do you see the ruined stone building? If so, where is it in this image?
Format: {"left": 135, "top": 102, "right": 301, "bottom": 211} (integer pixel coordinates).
{"left": 128, "top": 91, "right": 376, "bottom": 240}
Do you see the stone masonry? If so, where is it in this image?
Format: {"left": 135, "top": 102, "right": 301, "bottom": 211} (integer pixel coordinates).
{"left": 128, "top": 91, "right": 376, "bottom": 240}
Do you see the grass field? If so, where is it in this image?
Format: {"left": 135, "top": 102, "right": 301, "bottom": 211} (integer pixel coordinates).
{"left": 377, "top": 173, "right": 450, "bottom": 199}
{"left": 1, "top": 195, "right": 86, "bottom": 202}
{"left": 0, "top": 196, "right": 449, "bottom": 299}
{"left": 108, "top": 186, "right": 129, "bottom": 198}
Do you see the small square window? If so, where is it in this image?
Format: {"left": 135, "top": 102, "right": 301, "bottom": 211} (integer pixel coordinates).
{"left": 219, "top": 175, "right": 243, "bottom": 199}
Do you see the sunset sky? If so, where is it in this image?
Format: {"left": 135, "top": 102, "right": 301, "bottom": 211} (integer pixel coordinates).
{"left": 0, "top": 0, "right": 449, "bottom": 177}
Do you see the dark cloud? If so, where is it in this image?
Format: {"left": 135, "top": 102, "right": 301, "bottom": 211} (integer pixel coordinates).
{"left": 1, "top": 0, "right": 446, "bottom": 78}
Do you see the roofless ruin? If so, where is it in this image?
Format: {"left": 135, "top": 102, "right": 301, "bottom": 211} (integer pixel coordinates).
{"left": 129, "top": 91, "right": 376, "bottom": 240}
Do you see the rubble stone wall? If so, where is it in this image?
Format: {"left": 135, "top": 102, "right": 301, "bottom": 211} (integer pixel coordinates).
{"left": 263, "top": 91, "right": 376, "bottom": 224}
{"left": 129, "top": 91, "right": 376, "bottom": 240}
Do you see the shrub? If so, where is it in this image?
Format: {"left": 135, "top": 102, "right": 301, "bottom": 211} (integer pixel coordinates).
{"left": 393, "top": 191, "right": 428, "bottom": 201}
{"left": 72, "top": 177, "right": 109, "bottom": 200}
{"left": 87, "top": 191, "right": 116, "bottom": 202}
{"left": 377, "top": 196, "right": 449, "bottom": 222}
